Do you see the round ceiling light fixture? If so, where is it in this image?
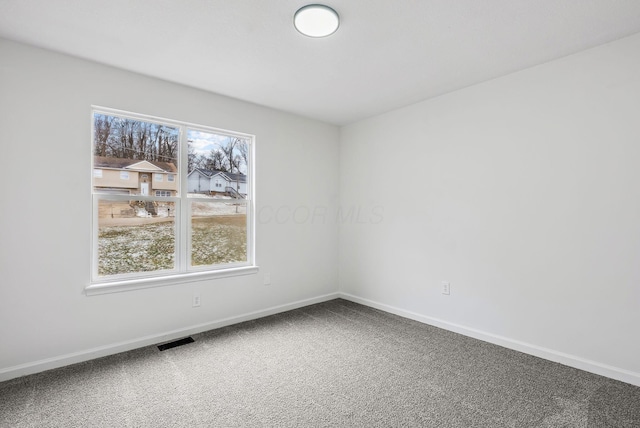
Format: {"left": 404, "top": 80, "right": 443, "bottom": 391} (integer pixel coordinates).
{"left": 294, "top": 4, "right": 340, "bottom": 38}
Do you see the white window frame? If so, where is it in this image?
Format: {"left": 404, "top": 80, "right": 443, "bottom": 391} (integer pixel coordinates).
{"left": 120, "top": 171, "right": 129, "bottom": 180}
{"left": 154, "top": 173, "right": 163, "bottom": 182}
{"left": 87, "top": 107, "right": 257, "bottom": 295}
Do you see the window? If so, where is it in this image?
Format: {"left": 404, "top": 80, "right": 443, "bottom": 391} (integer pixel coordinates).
{"left": 89, "top": 107, "right": 255, "bottom": 293}
{"left": 94, "top": 169, "right": 103, "bottom": 178}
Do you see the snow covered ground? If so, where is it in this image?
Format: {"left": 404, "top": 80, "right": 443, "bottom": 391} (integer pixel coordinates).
{"left": 98, "top": 214, "right": 247, "bottom": 276}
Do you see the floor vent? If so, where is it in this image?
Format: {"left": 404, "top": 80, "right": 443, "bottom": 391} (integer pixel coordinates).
{"left": 157, "top": 336, "right": 195, "bottom": 351}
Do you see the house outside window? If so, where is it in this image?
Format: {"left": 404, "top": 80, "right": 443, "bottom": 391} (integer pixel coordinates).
{"left": 89, "top": 107, "right": 256, "bottom": 294}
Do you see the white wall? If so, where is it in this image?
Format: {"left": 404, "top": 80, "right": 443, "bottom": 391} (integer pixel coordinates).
{"left": 0, "top": 39, "right": 340, "bottom": 378}
{"left": 339, "top": 33, "right": 640, "bottom": 385}
{"left": 3, "top": 31, "right": 640, "bottom": 386}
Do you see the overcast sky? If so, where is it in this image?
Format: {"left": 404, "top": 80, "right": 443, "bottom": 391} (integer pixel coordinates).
{"left": 187, "top": 129, "right": 230, "bottom": 156}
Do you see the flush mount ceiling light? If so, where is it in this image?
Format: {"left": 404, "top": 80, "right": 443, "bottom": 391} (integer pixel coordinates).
{"left": 294, "top": 4, "right": 340, "bottom": 38}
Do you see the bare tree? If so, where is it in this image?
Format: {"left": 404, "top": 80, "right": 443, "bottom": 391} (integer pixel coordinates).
{"left": 135, "top": 121, "right": 150, "bottom": 160}
{"left": 93, "top": 114, "right": 178, "bottom": 164}
{"left": 188, "top": 142, "right": 196, "bottom": 173}
{"left": 237, "top": 140, "right": 249, "bottom": 171}
{"left": 204, "top": 149, "right": 227, "bottom": 171}
{"left": 221, "top": 138, "right": 239, "bottom": 173}
{"left": 156, "top": 126, "right": 178, "bottom": 163}
{"left": 93, "top": 114, "right": 115, "bottom": 156}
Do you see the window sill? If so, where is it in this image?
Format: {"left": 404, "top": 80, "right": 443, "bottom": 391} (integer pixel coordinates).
{"left": 85, "top": 265, "right": 259, "bottom": 296}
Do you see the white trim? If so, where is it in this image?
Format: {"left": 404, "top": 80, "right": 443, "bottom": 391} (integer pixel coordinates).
{"left": 86, "top": 265, "right": 259, "bottom": 296}
{"left": 3, "top": 291, "right": 637, "bottom": 387}
{"left": 0, "top": 292, "right": 340, "bottom": 382}
{"left": 339, "top": 292, "right": 640, "bottom": 387}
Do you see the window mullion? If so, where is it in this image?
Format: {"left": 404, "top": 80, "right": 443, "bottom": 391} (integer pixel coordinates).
{"left": 179, "top": 126, "right": 189, "bottom": 272}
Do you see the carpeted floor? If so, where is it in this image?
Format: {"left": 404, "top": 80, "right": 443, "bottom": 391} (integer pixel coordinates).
{"left": 1, "top": 299, "right": 639, "bottom": 427}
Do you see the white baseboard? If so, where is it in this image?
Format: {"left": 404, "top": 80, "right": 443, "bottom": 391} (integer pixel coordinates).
{"left": 339, "top": 292, "right": 640, "bottom": 387}
{"left": 4, "top": 291, "right": 638, "bottom": 387}
{"left": 0, "top": 292, "right": 340, "bottom": 383}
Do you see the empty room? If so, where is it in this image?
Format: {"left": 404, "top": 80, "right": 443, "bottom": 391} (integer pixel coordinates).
{"left": 1, "top": 1, "right": 639, "bottom": 426}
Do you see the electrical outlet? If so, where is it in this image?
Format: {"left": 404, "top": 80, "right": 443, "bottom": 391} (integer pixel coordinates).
{"left": 263, "top": 273, "right": 271, "bottom": 286}
{"left": 442, "top": 281, "right": 450, "bottom": 295}
{"left": 193, "top": 293, "right": 201, "bottom": 307}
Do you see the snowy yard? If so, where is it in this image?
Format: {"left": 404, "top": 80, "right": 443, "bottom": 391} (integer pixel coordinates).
{"left": 98, "top": 214, "right": 247, "bottom": 276}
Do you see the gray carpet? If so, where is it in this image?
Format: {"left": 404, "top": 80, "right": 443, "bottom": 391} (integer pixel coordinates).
{"left": 1, "top": 299, "right": 639, "bottom": 427}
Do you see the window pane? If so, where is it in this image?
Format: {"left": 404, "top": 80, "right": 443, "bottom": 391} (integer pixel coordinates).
{"left": 97, "top": 200, "right": 176, "bottom": 276}
{"left": 191, "top": 201, "right": 247, "bottom": 266}
{"left": 93, "top": 113, "right": 179, "bottom": 196}
{"left": 187, "top": 129, "right": 249, "bottom": 197}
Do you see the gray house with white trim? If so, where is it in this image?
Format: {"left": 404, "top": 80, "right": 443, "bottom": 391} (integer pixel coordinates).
{"left": 187, "top": 168, "right": 247, "bottom": 197}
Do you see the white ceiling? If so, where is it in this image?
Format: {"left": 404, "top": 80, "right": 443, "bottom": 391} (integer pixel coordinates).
{"left": 1, "top": 0, "right": 640, "bottom": 125}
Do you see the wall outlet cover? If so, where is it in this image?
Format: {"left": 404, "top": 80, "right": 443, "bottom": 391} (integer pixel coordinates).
{"left": 442, "top": 281, "right": 450, "bottom": 295}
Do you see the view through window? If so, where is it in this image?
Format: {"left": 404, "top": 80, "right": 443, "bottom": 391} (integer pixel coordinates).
{"left": 91, "top": 108, "right": 253, "bottom": 285}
